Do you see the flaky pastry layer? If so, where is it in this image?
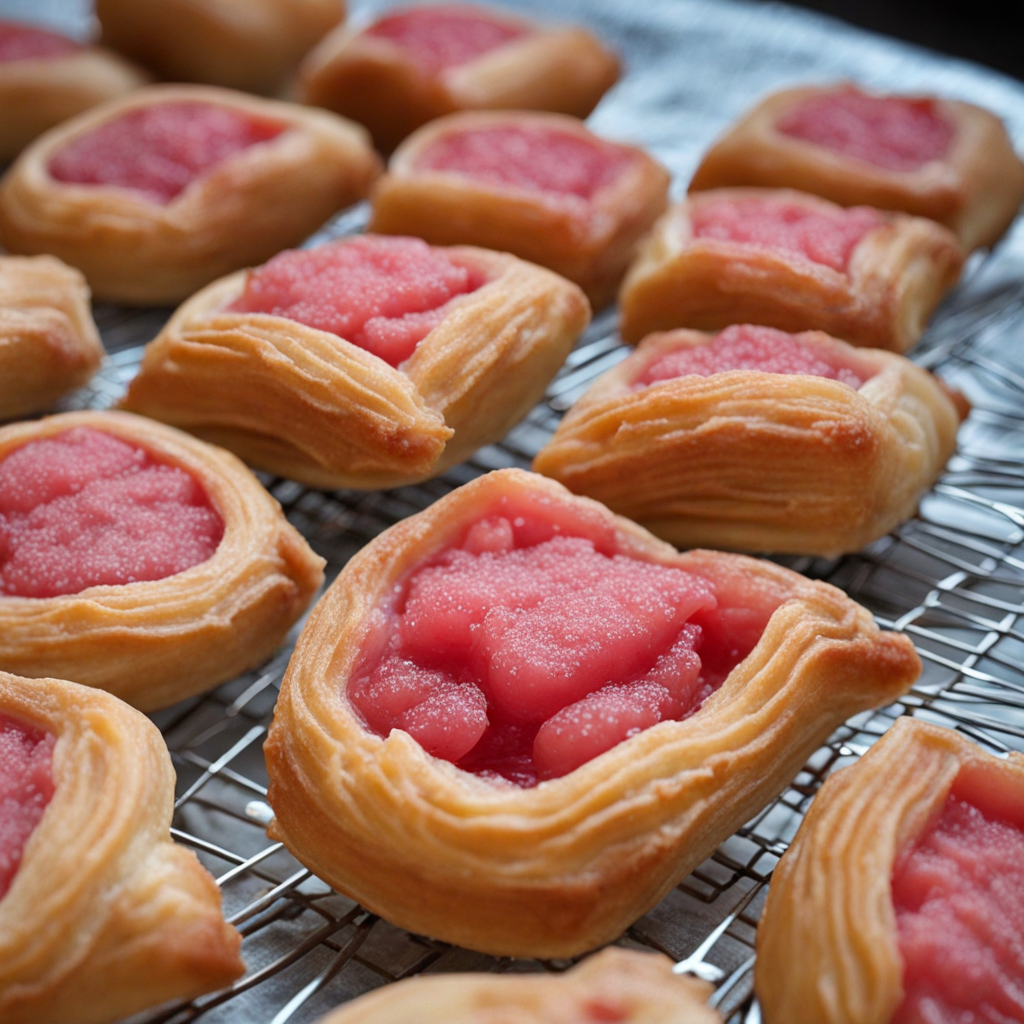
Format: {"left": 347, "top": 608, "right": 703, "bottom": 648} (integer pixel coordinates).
{"left": 299, "top": 5, "right": 620, "bottom": 153}
{"left": 0, "top": 255, "right": 104, "bottom": 421}
{"left": 755, "top": 716, "right": 1024, "bottom": 1024}
{"left": 533, "top": 328, "right": 965, "bottom": 556}
{"left": 0, "top": 410, "right": 324, "bottom": 710}
{"left": 0, "top": 672, "right": 244, "bottom": 1024}
{"left": 120, "top": 245, "right": 589, "bottom": 490}
{"left": 618, "top": 188, "right": 964, "bottom": 351}
{"left": 265, "top": 469, "right": 919, "bottom": 957}
{"left": 0, "top": 84, "right": 381, "bottom": 305}
{"left": 369, "top": 110, "right": 671, "bottom": 308}
{"left": 689, "top": 84, "right": 1024, "bottom": 252}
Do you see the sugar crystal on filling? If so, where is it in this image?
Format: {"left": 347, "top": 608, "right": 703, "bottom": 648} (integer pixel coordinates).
{"left": 0, "top": 427, "right": 223, "bottom": 598}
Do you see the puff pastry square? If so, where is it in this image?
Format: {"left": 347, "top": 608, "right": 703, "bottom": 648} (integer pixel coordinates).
{"left": 299, "top": 3, "right": 620, "bottom": 153}
{"left": 0, "top": 670, "right": 243, "bottom": 1024}
{"left": 120, "top": 235, "right": 590, "bottom": 490}
{"left": 95, "top": 0, "right": 344, "bottom": 96}
{"left": 533, "top": 324, "right": 966, "bottom": 557}
{"left": 618, "top": 187, "right": 964, "bottom": 351}
{"left": 369, "top": 110, "right": 671, "bottom": 308}
{"left": 0, "top": 410, "right": 324, "bottom": 710}
{"left": 757, "top": 716, "right": 1024, "bottom": 1024}
{"left": 265, "top": 468, "right": 919, "bottom": 957}
{"left": 313, "top": 948, "right": 721, "bottom": 1024}
{"left": 689, "top": 83, "right": 1024, "bottom": 253}
{"left": 0, "top": 20, "right": 147, "bottom": 164}
{"left": 0, "top": 255, "right": 104, "bottom": 422}
{"left": 0, "top": 84, "right": 381, "bottom": 306}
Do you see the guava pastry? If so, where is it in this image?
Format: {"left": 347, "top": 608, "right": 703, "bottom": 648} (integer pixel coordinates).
{"left": 533, "top": 324, "right": 966, "bottom": 558}
{"left": 369, "top": 110, "right": 671, "bottom": 308}
{"left": 618, "top": 187, "right": 964, "bottom": 351}
{"left": 0, "top": 410, "right": 324, "bottom": 710}
{"left": 299, "top": 3, "right": 620, "bottom": 153}
{"left": 0, "top": 255, "right": 105, "bottom": 422}
{"left": 313, "top": 948, "right": 721, "bottom": 1024}
{"left": 120, "top": 235, "right": 590, "bottom": 490}
{"left": 0, "top": 19, "right": 147, "bottom": 164}
{"left": 265, "top": 468, "right": 919, "bottom": 957}
{"left": 757, "top": 716, "right": 1024, "bottom": 1024}
{"left": 95, "top": 0, "right": 344, "bottom": 96}
{"left": 0, "top": 670, "right": 243, "bottom": 1024}
{"left": 689, "top": 83, "right": 1024, "bottom": 252}
{"left": 0, "top": 84, "right": 381, "bottom": 305}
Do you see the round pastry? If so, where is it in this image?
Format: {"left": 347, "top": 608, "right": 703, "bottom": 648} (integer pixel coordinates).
{"left": 0, "top": 410, "right": 325, "bottom": 710}
{"left": 689, "top": 83, "right": 1024, "bottom": 252}
{"left": 312, "top": 948, "right": 721, "bottom": 1023}
{"left": 0, "top": 255, "right": 104, "bottom": 422}
{"left": 618, "top": 187, "right": 964, "bottom": 351}
{"left": 369, "top": 110, "right": 671, "bottom": 308}
{"left": 0, "top": 84, "right": 381, "bottom": 306}
{"left": 265, "top": 468, "right": 920, "bottom": 957}
{"left": 0, "top": 670, "right": 244, "bottom": 1024}
{"left": 299, "top": 2, "right": 620, "bottom": 153}
{"left": 756, "top": 716, "right": 1024, "bottom": 1024}
{"left": 0, "top": 19, "right": 147, "bottom": 164}
{"left": 120, "top": 235, "right": 590, "bottom": 490}
{"left": 95, "top": 0, "right": 344, "bottom": 96}
{"left": 533, "top": 324, "right": 967, "bottom": 557}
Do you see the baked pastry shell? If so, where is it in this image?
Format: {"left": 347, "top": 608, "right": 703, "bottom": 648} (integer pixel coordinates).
{"left": 0, "top": 84, "right": 382, "bottom": 305}
{"left": 120, "top": 245, "right": 590, "bottom": 490}
{"left": 0, "top": 671, "right": 243, "bottom": 1024}
{"left": 0, "top": 43, "right": 148, "bottom": 163}
{"left": 755, "top": 716, "right": 1024, "bottom": 1024}
{"left": 369, "top": 110, "right": 671, "bottom": 308}
{"left": 618, "top": 188, "right": 964, "bottom": 351}
{"left": 533, "top": 328, "right": 966, "bottom": 557}
{"left": 313, "top": 947, "right": 720, "bottom": 1023}
{"left": 0, "top": 410, "right": 325, "bottom": 710}
{"left": 265, "top": 468, "right": 920, "bottom": 958}
{"left": 96, "top": 0, "right": 344, "bottom": 96}
{"left": 298, "top": 7, "right": 620, "bottom": 153}
{"left": 688, "top": 84, "right": 1024, "bottom": 252}
{"left": 0, "top": 254, "right": 105, "bottom": 421}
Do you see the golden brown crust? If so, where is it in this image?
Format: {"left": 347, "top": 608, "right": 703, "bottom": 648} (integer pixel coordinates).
{"left": 0, "top": 410, "right": 325, "bottom": 710}
{"left": 299, "top": 6, "right": 620, "bottom": 153}
{"left": 120, "top": 245, "right": 590, "bottom": 489}
{"left": 0, "top": 43, "right": 148, "bottom": 163}
{"left": 96, "top": 0, "right": 344, "bottom": 96}
{"left": 0, "top": 255, "right": 104, "bottom": 421}
{"left": 0, "top": 671, "right": 244, "bottom": 1024}
{"left": 0, "top": 84, "right": 381, "bottom": 305}
{"left": 369, "top": 111, "right": 671, "bottom": 309}
{"left": 618, "top": 188, "right": 964, "bottom": 351}
{"left": 265, "top": 468, "right": 920, "bottom": 958}
{"left": 314, "top": 948, "right": 721, "bottom": 1023}
{"left": 533, "top": 328, "right": 965, "bottom": 556}
{"left": 755, "top": 717, "right": 1024, "bottom": 1024}
{"left": 689, "top": 84, "right": 1024, "bottom": 252}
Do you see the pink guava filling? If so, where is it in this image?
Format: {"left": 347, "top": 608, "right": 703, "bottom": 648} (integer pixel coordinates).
{"left": 47, "top": 101, "right": 285, "bottom": 205}
{"left": 0, "top": 713, "right": 55, "bottom": 901}
{"left": 414, "top": 125, "right": 633, "bottom": 201}
{"left": 228, "top": 235, "right": 486, "bottom": 367}
{"left": 365, "top": 5, "right": 531, "bottom": 77}
{"left": 348, "top": 502, "right": 779, "bottom": 785}
{"left": 776, "top": 88, "right": 955, "bottom": 173}
{"left": 691, "top": 196, "right": 884, "bottom": 272}
{"left": 0, "top": 20, "right": 82, "bottom": 62}
{"left": 636, "top": 325, "right": 865, "bottom": 389}
{"left": 891, "top": 787, "right": 1024, "bottom": 1023}
{"left": 0, "top": 427, "right": 224, "bottom": 599}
